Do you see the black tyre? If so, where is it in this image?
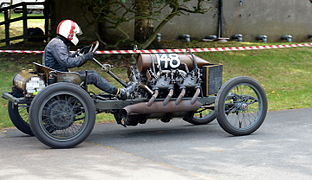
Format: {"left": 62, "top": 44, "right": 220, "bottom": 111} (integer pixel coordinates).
{"left": 184, "top": 107, "right": 216, "bottom": 125}
{"left": 8, "top": 101, "right": 33, "bottom": 136}
{"left": 215, "top": 76, "right": 267, "bottom": 136}
{"left": 29, "top": 83, "right": 96, "bottom": 148}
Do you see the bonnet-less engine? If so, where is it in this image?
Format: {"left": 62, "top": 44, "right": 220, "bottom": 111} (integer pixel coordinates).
{"left": 122, "top": 53, "right": 223, "bottom": 124}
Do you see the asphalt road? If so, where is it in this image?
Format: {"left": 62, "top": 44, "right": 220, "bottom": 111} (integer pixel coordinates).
{"left": 0, "top": 109, "right": 312, "bottom": 180}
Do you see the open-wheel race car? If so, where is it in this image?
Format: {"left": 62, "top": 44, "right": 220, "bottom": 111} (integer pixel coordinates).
{"left": 2, "top": 41, "right": 268, "bottom": 148}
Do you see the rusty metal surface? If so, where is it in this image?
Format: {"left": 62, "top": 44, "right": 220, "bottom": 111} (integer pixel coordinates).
{"left": 137, "top": 54, "right": 212, "bottom": 73}
{"left": 33, "top": 62, "right": 82, "bottom": 84}
{"left": 33, "top": 62, "right": 55, "bottom": 74}
{"left": 124, "top": 100, "right": 203, "bottom": 115}
{"left": 94, "top": 97, "right": 215, "bottom": 110}
{"left": 55, "top": 72, "right": 82, "bottom": 84}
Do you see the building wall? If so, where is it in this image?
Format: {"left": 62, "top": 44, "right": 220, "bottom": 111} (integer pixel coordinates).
{"left": 51, "top": 0, "right": 312, "bottom": 42}
{"left": 223, "top": 0, "right": 312, "bottom": 42}
{"left": 158, "top": 0, "right": 219, "bottom": 40}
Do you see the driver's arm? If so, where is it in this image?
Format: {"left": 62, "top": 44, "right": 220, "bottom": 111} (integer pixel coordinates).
{"left": 52, "top": 42, "right": 92, "bottom": 68}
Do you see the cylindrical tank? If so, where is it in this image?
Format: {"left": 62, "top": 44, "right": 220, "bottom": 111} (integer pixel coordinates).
{"left": 137, "top": 54, "right": 211, "bottom": 73}
{"left": 13, "top": 69, "right": 37, "bottom": 91}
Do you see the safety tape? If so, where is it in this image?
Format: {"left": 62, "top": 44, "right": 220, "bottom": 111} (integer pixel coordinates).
{"left": 0, "top": 43, "right": 311, "bottom": 54}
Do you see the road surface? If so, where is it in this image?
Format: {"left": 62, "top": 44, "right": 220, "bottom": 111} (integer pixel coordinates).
{"left": 0, "top": 109, "right": 311, "bottom": 180}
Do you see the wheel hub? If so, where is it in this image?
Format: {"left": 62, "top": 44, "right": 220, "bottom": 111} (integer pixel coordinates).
{"left": 241, "top": 103, "right": 248, "bottom": 111}
{"left": 235, "top": 102, "right": 248, "bottom": 112}
{"left": 49, "top": 100, "right": 75, "bottom": 130}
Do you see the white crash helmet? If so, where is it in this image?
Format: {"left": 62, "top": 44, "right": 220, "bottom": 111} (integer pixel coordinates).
{"left": 56, "top": 20, "right": 82, "bottom": 46}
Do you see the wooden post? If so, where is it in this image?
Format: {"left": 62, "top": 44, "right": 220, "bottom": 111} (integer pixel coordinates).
{"left": 4, "top": 9, "right": 10, "bottom": 46}
{"left": 22, "top": 3, "right": 28, "bottom": 43}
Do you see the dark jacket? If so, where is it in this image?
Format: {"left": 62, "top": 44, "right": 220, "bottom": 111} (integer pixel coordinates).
{"left": 42, "top": 36, "right": 86, "bottom": 72}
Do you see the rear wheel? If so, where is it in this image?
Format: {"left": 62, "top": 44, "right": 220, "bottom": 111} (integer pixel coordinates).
{"left": 7, "top": 89, "right": 33, "bottom": 136}
{"left": 8, "top": 101, "right": 33, "bottom": 136}
{"left": 184, "top": 107, "right": 216, "bottom": 125}
{"left": 29, "top": 83, "right": 96, "bottom": 148}
{"left": 215, "top": 76, "right": 267, "bottom": 136}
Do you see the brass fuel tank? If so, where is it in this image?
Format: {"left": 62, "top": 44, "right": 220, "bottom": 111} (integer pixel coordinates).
{"left": 137, "top": 54, "right": 211, "bottom": 73}
{"left": 13, "top": 69, "right": 38, "bottom": 91}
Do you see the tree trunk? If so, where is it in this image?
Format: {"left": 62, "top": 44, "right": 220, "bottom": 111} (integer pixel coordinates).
{"left": 134, "top": 0, "right": 153, "bottom": 44}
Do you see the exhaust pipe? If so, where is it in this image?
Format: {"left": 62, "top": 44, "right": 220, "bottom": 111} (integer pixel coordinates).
{"left": 191, "top": 88, "right": 201, "bottom": 105}
{"left": 163, "top": 88, "right": 174, "bottom": 106}
{"left": 175, "top": 88, "right": 186, "bottom": 105}
{"left": 147, "top": 89, "right": 159, "bottom": 106}
{"left": 124, "top": 100, "right": 202, "bottom": 115}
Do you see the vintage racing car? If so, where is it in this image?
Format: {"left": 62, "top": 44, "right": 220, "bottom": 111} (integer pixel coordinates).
{"left": 2, "top": 42, "right": 268, "bottom": 148}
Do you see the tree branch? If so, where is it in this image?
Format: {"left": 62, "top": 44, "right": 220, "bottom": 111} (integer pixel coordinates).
{"left": 82, "top": 0, "right": 211, "bottom": 49}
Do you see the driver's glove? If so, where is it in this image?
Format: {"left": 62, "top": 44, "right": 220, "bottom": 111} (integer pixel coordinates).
{"left": 83, "top": 52, "right": 94, "bottom": 60}
{"left": 77, "top": 52, "right": 94, "bottom": 67}
{"left": 79, "top": 45, "right": 92, "bottom": 54}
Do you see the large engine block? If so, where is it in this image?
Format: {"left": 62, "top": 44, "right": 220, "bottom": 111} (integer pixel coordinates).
{"left": 122, "top": 53, "right": 223, "bottom": 125}
{"left": 135, "top": 53, "right": 221, "bottom": 100}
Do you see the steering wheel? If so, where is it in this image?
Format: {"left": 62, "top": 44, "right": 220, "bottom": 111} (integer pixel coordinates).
{"left": 87, "top": 41, "right": 112, "bottom": 71}
{"left": 77, "top": 41, "right": 99, "bottom": 55}
{"left": 89, "top": 41, "right": 99, "bottom": 53}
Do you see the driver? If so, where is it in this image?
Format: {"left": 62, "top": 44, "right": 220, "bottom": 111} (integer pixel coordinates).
{"left": 42, "top": 19, "right": 135, "bottom": 99}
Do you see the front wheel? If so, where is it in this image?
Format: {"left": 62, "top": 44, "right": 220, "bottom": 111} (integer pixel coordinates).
{"left": 215, "top": 76, "right": 268, "bottom": 136}
{"left": 29, "top": 83, "right": 96, "bottom": 148}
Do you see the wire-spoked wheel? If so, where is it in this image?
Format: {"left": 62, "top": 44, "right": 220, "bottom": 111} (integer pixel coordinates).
{"left": 7, "top": 88, "right": 33, "bottom": 136}
{"left": 215, "top": 76, "right": 268, "bottom": 136}
{"left": 29, "top": 83, "right": 95, "bottom": 148}
{"left": 184, "top": 106, "right": 216, "bottom": 125}
{"left": 8, "top": 101, "right": 33, "bottom": 136}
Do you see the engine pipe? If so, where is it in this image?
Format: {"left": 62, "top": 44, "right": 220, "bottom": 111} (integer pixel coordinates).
{"left": 182, "top": 63, "right": 190, "bottom": 73}
{"left": 163, "top": 88, "right": 174, "bottom": 106}
{"left": 147, "top": 89, "right": 159, "bottom": 106}
{"left": 175, "top": 88, "right": 186, "bottom": 105}
{"left": 188, "top": 49, "right": 198, "bottom": 71}
{"left": 191, "top": 88, "right": 201, "bottom": 105}
{"left": 140, "top": 83, "right": 153, "bottom": 95}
